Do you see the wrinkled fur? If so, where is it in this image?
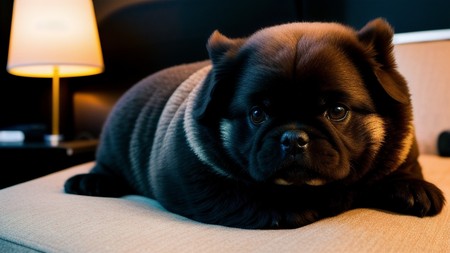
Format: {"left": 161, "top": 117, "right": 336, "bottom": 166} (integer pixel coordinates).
{"left": 65, "top": 18, "right": 445, "bottom": 229}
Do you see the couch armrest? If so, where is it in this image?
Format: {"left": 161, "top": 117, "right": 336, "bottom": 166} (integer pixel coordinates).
{"left": 394, "top": 35, "right": 450, "bottom": 155}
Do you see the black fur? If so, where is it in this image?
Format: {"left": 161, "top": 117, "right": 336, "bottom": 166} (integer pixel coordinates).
{"left": 65, "top": 18, "right": 445, "bottom": 229}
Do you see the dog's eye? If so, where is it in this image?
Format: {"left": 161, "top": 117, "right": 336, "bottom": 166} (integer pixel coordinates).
{"left": 250, "top": 106, "right": 267, "bottom": 125}
{"left": 326, "top": 104, "right": 349, "bottom": 122}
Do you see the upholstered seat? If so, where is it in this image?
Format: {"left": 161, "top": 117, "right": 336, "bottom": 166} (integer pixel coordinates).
{"left": 0, "top": 154, "right": 448, "bottom": 252}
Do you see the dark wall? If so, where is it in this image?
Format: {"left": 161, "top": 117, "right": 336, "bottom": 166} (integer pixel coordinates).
{"left": 65, "top": 0, "right": 302, "bottom": 138}
{"left": 1, "top": 0, "right": 450, "bottom": 140}
{"left": 299, "top": 0, "right": 450, "bottom": 33}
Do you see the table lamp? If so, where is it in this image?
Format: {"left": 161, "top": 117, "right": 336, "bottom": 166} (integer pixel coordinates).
{"left": 6, "top": 0, "right": 104, "bottom": 145}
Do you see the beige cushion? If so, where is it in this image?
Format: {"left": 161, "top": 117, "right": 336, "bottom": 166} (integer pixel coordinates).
{"left": 1, "top": 155, "right": 448, "bottom": 252}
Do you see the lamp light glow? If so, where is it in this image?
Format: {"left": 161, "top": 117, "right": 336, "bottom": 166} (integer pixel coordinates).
{"left": 6, "top": 0, "right": 104, "bottom": 144}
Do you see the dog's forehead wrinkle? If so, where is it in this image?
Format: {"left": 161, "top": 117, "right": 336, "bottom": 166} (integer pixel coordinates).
{"left": 290, "top": 45, "right": 376, "bottom": 111}
{"left": 243, "top": 23, "right": 359, "bottom": 78}
{"left": 249, "top": 22, "right": 357, "bottom": 45}
{"left": 242, "top": 48, "right": 296, "bottom": 80}
{"left": 320, "top": 85, "right": 374, "bottom": 107}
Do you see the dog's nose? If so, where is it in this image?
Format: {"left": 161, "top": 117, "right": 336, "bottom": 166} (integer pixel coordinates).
{"left": 280, "top": 130, "right": 309, "bottom": 153}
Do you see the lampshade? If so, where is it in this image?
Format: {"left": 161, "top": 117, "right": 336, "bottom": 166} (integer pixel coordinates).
{"left": 7, "top": 0, "right": 104, "bottom": 78}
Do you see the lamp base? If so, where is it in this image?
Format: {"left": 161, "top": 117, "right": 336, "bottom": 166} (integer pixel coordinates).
{"left": 45, "top": 134, "right": 63, "bottom": 146}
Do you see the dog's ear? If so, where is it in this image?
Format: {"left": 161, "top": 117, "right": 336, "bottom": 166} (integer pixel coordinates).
{"left": 207, "top": 30, "right": 245, "bottom": 66}
{"left": 193, "top": 31, "right": 246, "bottom": 121}
{"left": 358, "top": 18, "right": 410, "bottom": 104}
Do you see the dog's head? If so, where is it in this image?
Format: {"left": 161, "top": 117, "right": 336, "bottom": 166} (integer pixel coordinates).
{"left": 195, "top": 18, "right": 415, "bottom": 186}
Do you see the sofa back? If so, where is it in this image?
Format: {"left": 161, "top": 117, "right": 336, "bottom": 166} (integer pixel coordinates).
{"left": 394, "top": 33, "right": 450, "bottom": 154}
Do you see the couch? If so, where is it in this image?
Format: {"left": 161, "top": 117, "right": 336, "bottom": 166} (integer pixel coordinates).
{"left": 1, "top": 3, "right": 450, "bottom": 252}
{"left": 1, "top": 31, "right": 450, "bottom": 253}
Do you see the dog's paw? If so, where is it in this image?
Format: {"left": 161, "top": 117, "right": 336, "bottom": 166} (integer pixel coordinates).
{"left": 378, "top": 179, "right": 445, "bottom": 217}
{"left": 64, "top": 173, "right": 133, "bottom": 197}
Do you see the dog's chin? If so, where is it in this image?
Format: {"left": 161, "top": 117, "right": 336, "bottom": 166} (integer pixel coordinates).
{"left": 271, "top": 166, "right": 329, "bottom": 187}
{"left": 273, "top": 177, "right": 327, "bottom": 187}
{"left": 268, "top": 152, "right": 346, "bottom": 187}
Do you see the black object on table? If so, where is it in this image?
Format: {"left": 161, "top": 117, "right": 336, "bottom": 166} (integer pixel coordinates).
{"left": 438, "top": 131, "right": 450, "bottom": 157}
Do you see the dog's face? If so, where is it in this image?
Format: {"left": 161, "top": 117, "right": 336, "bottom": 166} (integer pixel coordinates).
{"left": 196, "top": 18, "right": 414, "bottom": 186}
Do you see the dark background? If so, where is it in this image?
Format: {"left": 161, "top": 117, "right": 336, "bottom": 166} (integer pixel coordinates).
{"left": 1, "top": 0, "right": 450, "bottom": 140}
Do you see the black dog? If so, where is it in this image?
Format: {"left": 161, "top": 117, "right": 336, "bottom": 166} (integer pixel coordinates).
{"left": 65, "top": 18, "right": 445, "bottom": 229}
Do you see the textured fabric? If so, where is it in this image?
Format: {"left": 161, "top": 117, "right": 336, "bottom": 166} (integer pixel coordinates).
{"left": 0, "top": 155, "right": 448, "bottom": 253}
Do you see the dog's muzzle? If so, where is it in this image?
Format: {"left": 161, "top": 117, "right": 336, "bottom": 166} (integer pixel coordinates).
{"left": 275, "top": 130, "right": 326, "bottom": 186}
{"left": 280, "top": 130, "right": 309, "bottom": 157}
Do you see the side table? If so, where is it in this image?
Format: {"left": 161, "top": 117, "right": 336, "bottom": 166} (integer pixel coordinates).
{"left": 0, "top": 139, "right": 98, "bottom": 189}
